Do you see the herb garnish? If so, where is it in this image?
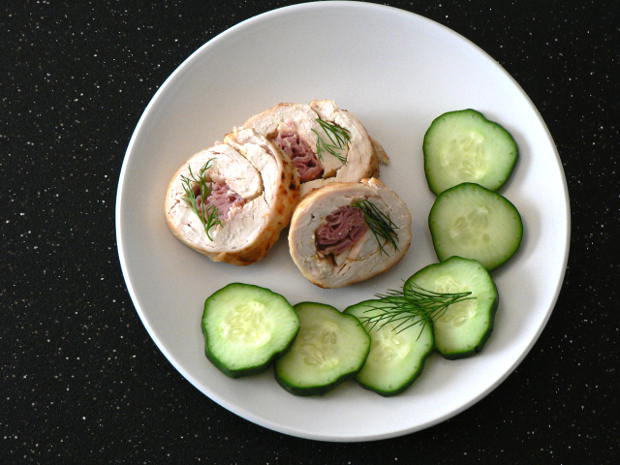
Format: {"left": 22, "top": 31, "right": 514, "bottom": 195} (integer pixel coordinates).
{"left": 312, "top": 117, "right": 350, "bottom": 164}
{"left": 352, "top": 199, "right": 399, "bottom": 255}
{"left": 359, "top": 283, "right": 474, "bottom": 335}
{"left": 180, "top": 159, "right": 221, "bottom": 240}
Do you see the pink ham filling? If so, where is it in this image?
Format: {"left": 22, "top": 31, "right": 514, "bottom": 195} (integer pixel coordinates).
{"left": 274, "top": 122, "right": 323, "bottom": 183}
{"left": 315, "top": 205, "right": 368, "bottom": 256}
{"left": 196, "top": 180, "right": 244, "bottom": 220}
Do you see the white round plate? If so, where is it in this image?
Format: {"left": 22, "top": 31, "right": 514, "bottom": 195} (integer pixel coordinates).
{"left": 116, "top": 2, "right": 569, "bottom": 441}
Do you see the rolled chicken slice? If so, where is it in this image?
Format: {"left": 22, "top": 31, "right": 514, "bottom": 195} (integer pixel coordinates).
{"left": 288, "top": 178, "right": 412, "bottom": 288}
{"left": 165, "top": 128, "right": 300, "bottom": 265}
{"left": 243, "top": 99, "right": 388, "bottom": 197}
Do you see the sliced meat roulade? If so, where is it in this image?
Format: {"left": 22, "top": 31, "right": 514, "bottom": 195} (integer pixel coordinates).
{"left": 165, "top": 128, "right": 300, "bottom": 265}
{"left": 243, "top": 99, "right": 389, "bottom": 197}
{"left": 288, "top": 178, "right": 412, "bottom": 288}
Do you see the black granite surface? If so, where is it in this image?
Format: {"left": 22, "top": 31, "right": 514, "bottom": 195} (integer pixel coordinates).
{"left": 2, "top": 1, "right": 618, "bottom": 463}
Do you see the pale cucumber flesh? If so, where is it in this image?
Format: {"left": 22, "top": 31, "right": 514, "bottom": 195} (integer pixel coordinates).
{"left": 405, "top": 257, "right": 498, "bottom": 358}
{"left": 202, "top": 283, "right": 299, "bottom": 377}
{"left": 345, "top": 300, "right": 434, "bottom": 395}
{"left": 429, "top": 182, "right": 523, "bottom": 270}
{"left": 275, "top": 302, "right": 370, "bottom": 396}
{"left": 424, "top": 109, "right": 518, "bottom": 195}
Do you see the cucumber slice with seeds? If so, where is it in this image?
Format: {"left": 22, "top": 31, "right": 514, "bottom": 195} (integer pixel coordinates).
{"left": 275, "top": 302, "right": 370, "bottom": 396}
{"left": 405, "top": 257, "right": 498, "bottom": 358}
{"left": 424, "top": 109, "right": 518, "bottom": 195}
{"left": 345, "top": 300, "right": 434, "bottom": 396}
{"left": 429, "top": 182, "right": 523, "bottom": 270}
{"left": 202, "top": 283, "right": 299, "bottom": 378}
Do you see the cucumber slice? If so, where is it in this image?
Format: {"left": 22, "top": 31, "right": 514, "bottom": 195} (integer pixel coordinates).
{"left": 429, "top": 182, "right": 523, "bottom": 270}
{"left": 405, "top": 257, "right": 499, "bottom": 359}
{"left": 275, "top": 302, "right": 370, "bottom": 396}
{"left": 344, "top": 300, "right": 434, "bottom": 396}
{"left": 201, "top": 283, "right": 299, "bottom": 377}
{"left": 423, "top": 109, "right": 518, "bottom": 195}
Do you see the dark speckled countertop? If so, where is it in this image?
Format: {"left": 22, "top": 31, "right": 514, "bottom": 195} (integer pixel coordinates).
{"left": 2, "top": 1, "right": 618, "bottom": 463}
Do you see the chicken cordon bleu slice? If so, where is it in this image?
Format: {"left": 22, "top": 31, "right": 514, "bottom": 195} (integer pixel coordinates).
{"left": 165, "top": 128, "right": 300, "bottom": 265}
{"left": 243, "top": 100, "right": 389, "bottom": 197}
{"left": 288, "top": 178, "right": 412, "bottom": 288}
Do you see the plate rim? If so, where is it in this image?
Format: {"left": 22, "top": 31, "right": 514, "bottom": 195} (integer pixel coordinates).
{"left": 115, "top": 1, "right": 571, "bottom": 442}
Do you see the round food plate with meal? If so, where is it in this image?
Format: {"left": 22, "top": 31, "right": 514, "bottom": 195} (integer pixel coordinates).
{"left": 116, "top": 2, "right": 569, "bottom": 441}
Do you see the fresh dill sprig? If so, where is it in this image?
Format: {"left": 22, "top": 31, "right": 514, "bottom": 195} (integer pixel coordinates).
{"left": 312, "top": 117, "right": 350, "bottom": 164}
{"left": 357, "top": 299, "right": 428, "bottom": 335}
{"left": 180, "top": 159, "right": 221, "bottom": 240}
{"left": 358, "top": 284, "right": 475, "bottom": 334}
{"left": 352, "top": 199, "right": 399, "bottom": 255}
